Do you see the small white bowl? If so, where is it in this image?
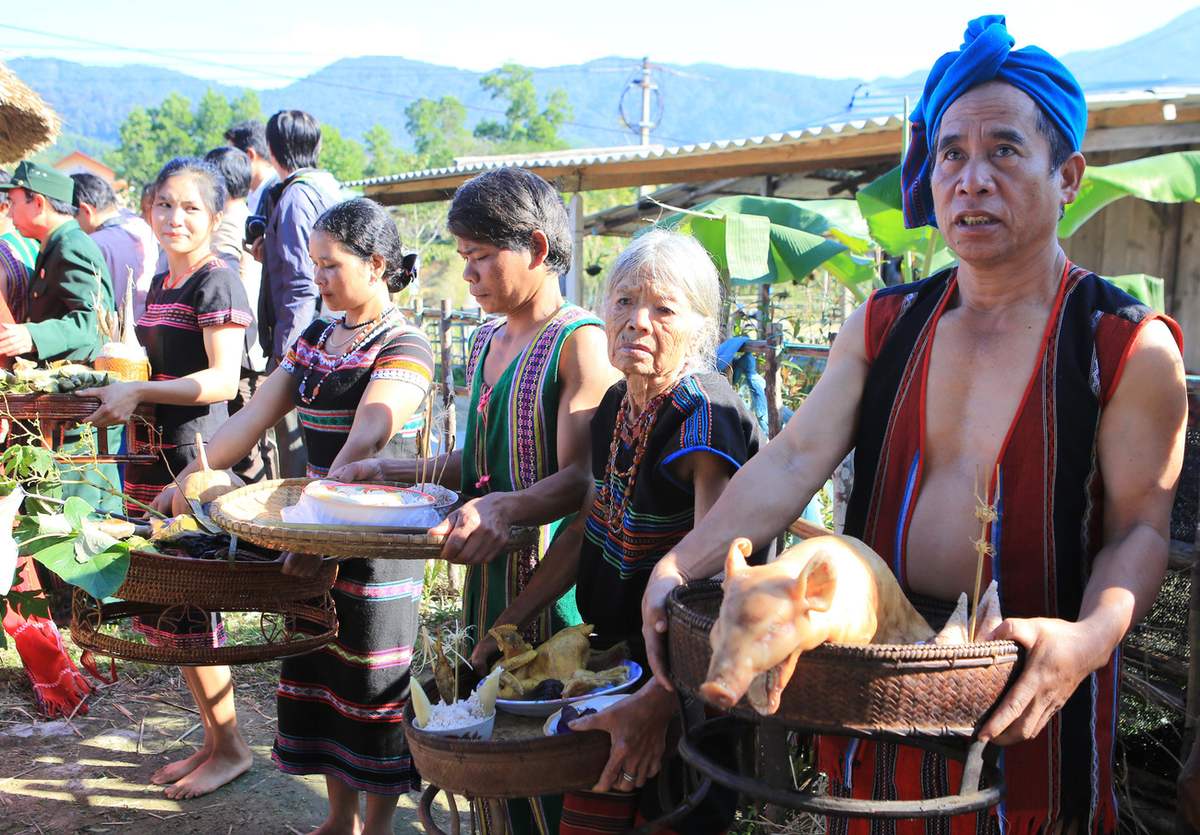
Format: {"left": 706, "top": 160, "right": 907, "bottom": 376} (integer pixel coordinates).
{"left": 414, "top": 712, "right": 496, "bottom": 741}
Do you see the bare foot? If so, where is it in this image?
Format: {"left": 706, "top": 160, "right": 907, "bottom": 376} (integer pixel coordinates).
{"left": 163, "top": 743, "right": 252, "bottom": 799}
{"left": 150, "top": 744, "right": 211, "bottom": 786}
{"left": 310, "top": 816, "right": 362, "bottom": 835}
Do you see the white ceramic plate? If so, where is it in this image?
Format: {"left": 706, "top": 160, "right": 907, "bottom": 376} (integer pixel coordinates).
{"left": 495, "top": 660, "right": 642, "bottom": 717}
{"left": 542, "top": 694, "right": 630, "bottom": 736}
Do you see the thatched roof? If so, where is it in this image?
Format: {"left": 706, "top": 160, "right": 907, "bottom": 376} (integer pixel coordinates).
{"left": 0, "top": 61, "right": 61, "bottom": 166}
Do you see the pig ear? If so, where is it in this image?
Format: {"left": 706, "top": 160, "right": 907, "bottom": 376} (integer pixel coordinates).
{"left": 724, "top": 538, "right": 753, "bottom": 576}
{"left": 792, "top": 552, "right": 837, "bottom": 612}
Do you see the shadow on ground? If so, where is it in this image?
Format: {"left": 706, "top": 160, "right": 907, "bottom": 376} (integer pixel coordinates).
{"left": 0, "top": 654, "right": 464, "bottom": 834}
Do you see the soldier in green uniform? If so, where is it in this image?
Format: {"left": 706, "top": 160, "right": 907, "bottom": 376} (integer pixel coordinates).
{"left": 0, "top": 162, "right": 122, "bottom": 513}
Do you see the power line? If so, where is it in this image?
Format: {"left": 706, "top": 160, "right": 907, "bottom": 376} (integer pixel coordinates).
{"left": 0, "top": 24, "right": 692, "bottom": 142}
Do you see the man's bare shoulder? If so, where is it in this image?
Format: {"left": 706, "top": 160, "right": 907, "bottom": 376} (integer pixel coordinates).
{"left": 1109, "top": 319, "right": 1185, "bottom": 409}
{"left": 829, "top": 300, "right": 870, "bottom": 364}
{"left": 559, "top": 321, "right": 619, "bottom": 389}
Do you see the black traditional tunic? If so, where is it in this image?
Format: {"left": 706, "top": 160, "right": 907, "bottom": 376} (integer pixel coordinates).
{"left": 271, "top": 313, "right": 434, "bottom": 795}
{"left": 123, "top": 257, "right": 253, "bottom": 511}
{"left": 562, "top": 371, "right": 761, "bottom": 835}
{"left": 576, "top": 371, "right": 763, "bottom": 660}
{"left": 125, "top": 257, "right": 251, "bottom": 649}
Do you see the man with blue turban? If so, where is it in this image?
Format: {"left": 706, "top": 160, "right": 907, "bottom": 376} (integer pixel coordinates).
{"left": 639, "top": 15, "right": 1186, "bottom": 833}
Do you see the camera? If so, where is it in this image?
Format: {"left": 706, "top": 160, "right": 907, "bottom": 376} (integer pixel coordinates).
{"left": 244, "top": 214, "right": 268, "bottom": 245}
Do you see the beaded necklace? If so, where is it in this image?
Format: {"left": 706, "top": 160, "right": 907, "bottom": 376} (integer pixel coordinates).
{"left": 296, "top": 307, "right": 399, "bottom": 405}
{"left": 601, "top": 386, "right": 673, "bottom": 533}
{"left": 339, "top": 304, "right": 393, "bottom": 331}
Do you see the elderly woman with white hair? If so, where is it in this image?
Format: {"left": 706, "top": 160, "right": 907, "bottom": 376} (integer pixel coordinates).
{"left": 472, "top": 228, "right": 760, "bottom": 833}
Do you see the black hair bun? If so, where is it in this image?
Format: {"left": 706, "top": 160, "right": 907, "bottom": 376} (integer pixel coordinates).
{"left": 386, "top": 251, "right": 419, "bottom": 293}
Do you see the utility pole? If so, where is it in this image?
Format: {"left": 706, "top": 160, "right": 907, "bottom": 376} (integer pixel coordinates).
{"left": 638, "top": 56, "right": 655, "bottom": 146}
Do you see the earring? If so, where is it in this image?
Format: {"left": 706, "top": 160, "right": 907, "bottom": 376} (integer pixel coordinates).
{"left": 1058, "top": 205, "right": 1065, "bottom": 220}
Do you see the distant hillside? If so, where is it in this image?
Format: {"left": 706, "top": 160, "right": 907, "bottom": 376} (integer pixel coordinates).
{"left": 7, "top": 7, "right": 1200, "bottom": 164}
{"left": 6, "top": 54, "right": 859, "bottom": 153}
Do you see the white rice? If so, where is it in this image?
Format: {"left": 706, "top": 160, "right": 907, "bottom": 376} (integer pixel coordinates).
{"left": 421, "top": 691, "right": 491, "bottom": 731}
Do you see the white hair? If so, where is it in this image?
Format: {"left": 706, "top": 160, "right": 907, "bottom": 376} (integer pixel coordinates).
{"left": 602, "top": 228, "right": 722, "bottom": 372}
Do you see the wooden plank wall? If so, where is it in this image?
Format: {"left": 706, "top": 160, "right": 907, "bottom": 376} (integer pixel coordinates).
{"left": 1061, "top": 146, "right": 1200, "bottom": 369}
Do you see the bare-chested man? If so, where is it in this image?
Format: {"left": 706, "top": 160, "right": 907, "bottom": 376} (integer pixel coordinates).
{"left": 641, "top": 16, "right": 1187, "bottom": 834}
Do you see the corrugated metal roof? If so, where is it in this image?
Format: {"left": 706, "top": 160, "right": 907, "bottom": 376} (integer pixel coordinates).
{"left": 345, "top": 115, "right": 904, "bottom": 188}
{"left": 347, "top": 87, "right": 1200, "bottom": 193}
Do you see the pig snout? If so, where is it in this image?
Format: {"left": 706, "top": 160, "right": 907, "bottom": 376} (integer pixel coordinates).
{"left": 699, "top": 679, "right": 741, "bottom": 710}
{"left": 702, "top": 631, "right": 756, "bottom": 710}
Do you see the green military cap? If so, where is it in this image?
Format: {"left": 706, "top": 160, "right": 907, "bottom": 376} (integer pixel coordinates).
{"left": 0, "top": 161, "right": 75, "bottom": 204}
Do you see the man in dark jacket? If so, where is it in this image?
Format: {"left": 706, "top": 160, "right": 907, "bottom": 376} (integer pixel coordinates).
{"left": 0, "top": 161, "right": 120, "bottom": 513}
{"left": 255, "top": 110, "right": 339, "bottom": 477}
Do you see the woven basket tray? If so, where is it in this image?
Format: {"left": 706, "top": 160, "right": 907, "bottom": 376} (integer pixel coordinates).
{"left": 114, "top": 548, "right": 337, "bottom": 609}
{"left": 667, "top": 580, "right": 1021, "bottom": 736}
{"left": 210, "top": 478, "right": 539, "bottom": 559}
{"left": 70, "top": 591, "right": 337, "bottom": 666}
{"left": 403, "top": 687, "right": 610, "bottom": 798}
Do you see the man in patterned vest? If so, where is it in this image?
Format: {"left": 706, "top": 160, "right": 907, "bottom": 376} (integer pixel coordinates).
{"left": 641, "top": 16, "right": 1186, "bottom": 834}
{"left": 332, "top": 167, "right": 617, "bottom": 833}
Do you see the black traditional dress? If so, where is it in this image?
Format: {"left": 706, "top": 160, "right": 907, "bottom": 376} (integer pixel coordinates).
{"left": 123, "top": 257, "right": 253, "bottom": 509}
{"left": 563, "top": 371, "right": 761, "bottom": 835}
{"left": 125, "top": 256, "right": 251, "bottom": 648}
{"left": 271, "top": 312, "right": 434, "bottom": 795}
{"left": 576, "top": 371, "right": 762, "bottom": 660}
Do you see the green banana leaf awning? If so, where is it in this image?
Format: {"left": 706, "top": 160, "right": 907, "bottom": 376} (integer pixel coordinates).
{"left": 650, "top": 195, "right": 879, "bottom": 301}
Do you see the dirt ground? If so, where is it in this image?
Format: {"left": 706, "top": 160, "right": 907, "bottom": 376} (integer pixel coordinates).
{"left": 0, "top": 638, "right": 466, "bottom": 835}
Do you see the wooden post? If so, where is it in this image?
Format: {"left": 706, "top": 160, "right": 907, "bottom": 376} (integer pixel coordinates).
{"left": 758, "top": 283, "right": 783, "bottom": 437}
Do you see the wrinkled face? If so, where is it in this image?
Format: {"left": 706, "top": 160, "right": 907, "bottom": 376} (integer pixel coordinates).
{"left": 604, "top": 271, "right": 700, "bottom": 383}
{"left": 455, "top": 235, "right": 542, "bottom": 315}
{"left": 310, "top": 230, "right": 381, "bottom": 312}
{"left": 931, "top": 82, "right": 1075, "bottom": 268}
{"left": 152, "top": 174, "right": 220, "bottom": 257}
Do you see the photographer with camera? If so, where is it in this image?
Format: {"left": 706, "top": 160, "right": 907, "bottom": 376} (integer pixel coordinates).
{"left": 250, "top": 110, "right": 340, "bottom": 478}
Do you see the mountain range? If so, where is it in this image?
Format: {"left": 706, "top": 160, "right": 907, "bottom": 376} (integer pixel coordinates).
{"left": 9, "top": 6, "right": 1200, "bottom": 160}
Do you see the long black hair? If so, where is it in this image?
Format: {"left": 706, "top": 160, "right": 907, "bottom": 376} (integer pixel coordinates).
{"left": 314, "top": 198, "right": 417, "bottom": 292}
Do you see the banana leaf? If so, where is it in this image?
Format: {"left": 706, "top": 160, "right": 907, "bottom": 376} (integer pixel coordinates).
{"left": 1105, "top": 274, "right": 1165, "bottom": 312}
{"left": 649, "top": 195, "right": 879, "bottom": 300}
{"left": 1059, "top": 151, "right": 1200, "bottom": 237}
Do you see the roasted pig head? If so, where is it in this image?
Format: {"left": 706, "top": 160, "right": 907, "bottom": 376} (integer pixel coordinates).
{"left": 701, "top": 535, "right": 934, "bottom": 716}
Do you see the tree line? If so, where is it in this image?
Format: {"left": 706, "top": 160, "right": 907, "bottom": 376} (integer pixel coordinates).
{"left": 105, "top": 64, "right": 573, "bottom": 188}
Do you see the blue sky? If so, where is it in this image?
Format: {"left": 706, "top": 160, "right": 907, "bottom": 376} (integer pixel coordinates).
{"left": 2, "top": 1, "right": 1197, "bottom": 86}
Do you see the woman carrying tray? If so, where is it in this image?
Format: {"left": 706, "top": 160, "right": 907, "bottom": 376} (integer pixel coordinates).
{"left": 471, "top": 230, "right": 762, "bottom": 834}
{"left": 333, "top": 168, "right": 616, "bottom": 835}
{"left": 158, "top": 197, "right": 435, "bottom": 830}
{"left": 80, "top": 156, "right": 255, "bottom": 799}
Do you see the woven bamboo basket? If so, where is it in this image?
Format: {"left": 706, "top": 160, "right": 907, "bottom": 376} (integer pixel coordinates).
{"left": 114, "top": 548, "right": 337, "bottom": 609}
{"left": 70, "top": 591, "right": 338, "bottom": 665}
{"left": 667, "top": 580, "right": 1021, "bottom": 736}
{"left": 403, "top": 685, "right": 610, "bottom": 798}
{"left": 210, "top": 479, "right": 539, "bottom": 559}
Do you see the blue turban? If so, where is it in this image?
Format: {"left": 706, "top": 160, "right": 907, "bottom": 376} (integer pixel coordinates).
{"left": 901, "top": 15, "right": 1087, "bottom": 228}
